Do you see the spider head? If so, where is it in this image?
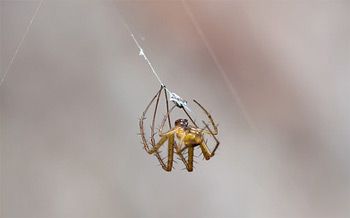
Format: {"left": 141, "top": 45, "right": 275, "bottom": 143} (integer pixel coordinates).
{"left": 175, "top": 119, "right": 188, "bottom": 127}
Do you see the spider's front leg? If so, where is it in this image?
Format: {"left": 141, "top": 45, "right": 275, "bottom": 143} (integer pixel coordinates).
{"left": 139, "top": 86, "right": 176, "bottom": 172}
{"left": 193, "top": 99, "right": 218, "bottom": 135}
{"left": 139, "top": 86, "right": 164, "bottom": 159}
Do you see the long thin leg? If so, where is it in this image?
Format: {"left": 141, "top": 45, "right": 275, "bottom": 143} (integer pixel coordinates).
{"left": 190, "top": 99, "right": 219, "bottom": 159}
{"left": 150, "top": 87, "right": 162, "bottom": 145}
{"left": 187, "top": 146, "right": 194, "bottom": 172}
{"left": 203, "top": 121, "right": 220, "bottom": 155}
{"left": 163, "top": 87, "right": 175, "bottom": 171}
{"left": 174, "top": 138, "right": 194, "bottom": 172}
{"left": 145, "top": 135, "right": 167, "bottom": 154}
{"left": 165, "top": 134, "right": 175, "bottom": 171}
{"left": 182, "top": 108, "right": 198, "bottom": 128}
{"left": 174, "top": 147, "right": 194, "bottom": 172}
{"left": 154, "top": 105, "right": 179, "bottom": 171}
{"left": 193, "top": 99, "right": 218, "bottom": 135}
{"left": 199, "top": 121, "right": 220, "bottom": 160}
{"left": 139, "top": 86, "right": 168, "bottom": 169}
{"left": 145, "top": 133, "right": 175, "bottom": 172}
{"left": 175, "top": 149, "right": 193, "bottom": 172}
{"left": 159, "top": 105, "right": 176, "bottom": 136}
{"left": 199, "top": 140, "right": 211, "bottom": 160}
{"left": 140, "top": 86, "right": 162, "bottom": 152}
{"left": 148, "top": 89, "right": 177, "bottom": 171}
{"left": 164, "top": 87, "right": 172, "bottom": 129}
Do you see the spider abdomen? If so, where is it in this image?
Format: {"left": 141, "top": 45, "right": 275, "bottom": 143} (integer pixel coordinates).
{"left": 176, "top": 127, "right": 203, "bottom": 145}
{"left": 184, "top": 133, "right": 203, "bottom": 145}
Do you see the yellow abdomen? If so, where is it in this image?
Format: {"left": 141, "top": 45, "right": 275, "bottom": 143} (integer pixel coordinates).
{"left": 176, "top": 128, "right": 203, "bottom": 145}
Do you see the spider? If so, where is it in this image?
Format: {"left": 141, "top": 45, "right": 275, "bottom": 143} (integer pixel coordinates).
{"left": 139, "top": 86, "right": 219, "bottom": 172}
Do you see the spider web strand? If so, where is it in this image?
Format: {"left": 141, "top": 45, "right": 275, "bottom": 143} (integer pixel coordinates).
{"left": 0, "top": 0, "right": 44, "bottom": 88}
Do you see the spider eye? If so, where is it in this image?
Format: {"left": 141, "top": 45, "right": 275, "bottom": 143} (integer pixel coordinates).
{"left": 184, "top": 119, "right": 188, "bottom": 126}
{"left": 175, "top": 119, "right": 188, "bottom": 127}
{"left": 175, "top": 119, "right": 182, "bottom": 126}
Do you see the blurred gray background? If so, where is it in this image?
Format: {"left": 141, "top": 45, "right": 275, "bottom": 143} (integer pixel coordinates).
{"left": 1, "top": 1, "right": 350, "bottom": 218}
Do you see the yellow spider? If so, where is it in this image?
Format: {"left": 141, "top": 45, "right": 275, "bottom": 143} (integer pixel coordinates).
{"left": 139, "top": 86, "right": 219, "bottom": 172}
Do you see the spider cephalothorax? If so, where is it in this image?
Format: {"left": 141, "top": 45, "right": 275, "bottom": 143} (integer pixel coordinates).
{"left": 174, "top": 119, "right": 188, "bottom": 128}
{"left": 139, "top": 86, "right": 219, "bottom": 172}
{"left": 172, "top": 119, "right": 206, "bottom": 153}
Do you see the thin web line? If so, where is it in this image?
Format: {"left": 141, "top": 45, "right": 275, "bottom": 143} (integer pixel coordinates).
{"left": 116, "top": 10, "right": 164, "bottom": 87}
{"left": 182, "top": 0, "right": 256, "bottom": 130}
{"left": 116, "top": 8, "right": 190, "bottom": 111}
{"left": 0, "top": 0, "right": 44, "bottom": 88}
{"left": 129, "top": 33, "right": 164, "bottom": 86}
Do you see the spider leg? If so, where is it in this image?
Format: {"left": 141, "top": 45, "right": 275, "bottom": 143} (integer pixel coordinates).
{"left": 176, "top": 150, "right": 193, "bottom": 172}
{"left": 145, "top": 135, "right": 167, "bottom": 154}
{"left": 164, "top": 134, "right": 175, "bottom": 171}
{"left": 150, "top": 87, "right": 163, "bottom": 146}
{"left": 139, "top": 86, "right": 169, "bottom": 170}
{"left": 193, "top": 99, "right": 218, "bottom": 135}
{"left": 175, "top": 146, "right": 194, "bottom": 172}
{"left": 174, "top": 138, "right": 194, "bottom": 172}
{"left": 153, "top": 98, "right": 177, "bottom": 172}
{"left": 187, "top": 146, "right": 194, "bottom": 171}
{"left": 159, "top": 105, "right": 176, "bottom": 136}
{"left": 139, "top": 86, "right": 162, "bottom": 152}
{"left": 199, "top": 140, "right": 211, "bottom": 160}
{"left": 164, "top": 87, "right": 172, "bottom": 129}
{"left": 160, "top": 87, "right": 177, "bottom": 171}
{"left": 182, "top": 108, "right": 198, "bottom": 128}
{"left": 199, "top": 121, "right": 220, "bottom": 160}
{"left": 203, "top": 121, "right": 220, "bottom": 154}
{"left": 147, "top": 133, "right": 175, "bottom": 172}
